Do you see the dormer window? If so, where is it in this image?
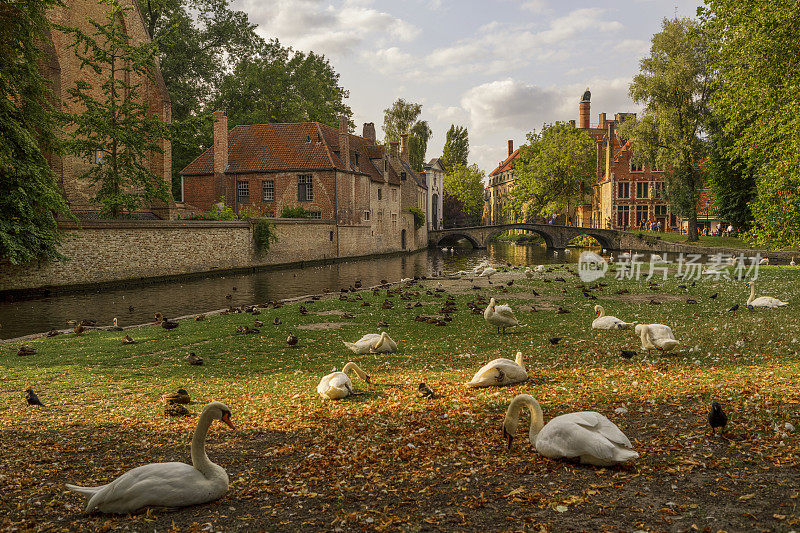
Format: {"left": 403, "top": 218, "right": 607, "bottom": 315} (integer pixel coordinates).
{"left": 353, "top": 153, "right": 359, "bottom": 167}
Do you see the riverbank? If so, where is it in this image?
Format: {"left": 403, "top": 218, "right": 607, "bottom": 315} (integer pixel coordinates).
{"left": 2, "top": 265, "right": 799, "bottom": 530}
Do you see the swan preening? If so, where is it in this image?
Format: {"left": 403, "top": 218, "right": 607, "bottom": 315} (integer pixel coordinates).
{"left": 343, "top": 331, "right": 397, "bottom": 354}
{"left": 317, "top": 362, "right": 371, "bottom": 399}
{"left": 746, "top": 281, "right": 789, "bottom": 308}
{"left": 465, "top": 351, "right": 527, "bottom": 388}
{"left": 66, "top": 402, "right": 234, "bottom": 514}
{"left": 635, "top": 324, "right": 680, "bottom": 351}
{"left": 484, "top": 297, "right": 519, "bottom": 334}
{"left": 502, "top": 394, "right": 638, "bottom": 466}
{"left": 591, "top": 305, "right": 635, "bottom": 330}
{"left": 479, "top": 267, "right": 497, "bottom": 278}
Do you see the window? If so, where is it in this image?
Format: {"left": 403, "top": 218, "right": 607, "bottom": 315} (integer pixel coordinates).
{"left": 330, "top": 231, "right": 334, "bottom": 241}
{"left": 630, "top": 160, "right": 643, "bottom": 172}
{"left": 363, "top": 210, "right": 370, "bottom": 221}
{"left": 353, "top": 153, "right": 359, "bottom": 167}
{"left": 401, "top": 171, "right": 406, "bottom": 181}
{"left": 636, "top": 205, "right": 648, "bottom": 225}
{"left": 298, "top": 174, "right": 313, "bottom": 201}
{"left": 636, "top": 182, "right": 649, "bottom": 198}
{"left": 655, "top": 205, "right": 667, "bottom": 216}
{"left": 262, "top": 180, "right": 274, "bottom": 202}
{"left": 392, "top": 189, "right": 397, "bottom": 202}
{"left": 616, "top": 205, "right": 629, "bottom": 227}
{"left": 94, "top": 149, "right": 104, "bottom": 165}
{"left": 237, "top": 181, "right": 249, "bottom": 202}
{"left": 308, "top": 211, "right": 321, "bottom": 219}
{"left": 391, "top": 213, "right": 397, "bottom": 230}
{"left": 377, "top": 188, "right": 382, "bottom": 200}
{"left": 617, "top": 182, "right": 630, "bottom": 199}
{"left": 652, "top": 161, "right": 663, "bottom": 172}
{"left": 654, "top": 181, "right": 665, "bottom": 198}
{"left": 670, "top": 213, "right": 677, "bottom": 226}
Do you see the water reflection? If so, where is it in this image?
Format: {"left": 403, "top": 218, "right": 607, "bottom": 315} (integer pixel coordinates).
{"left": 0, "top": 241, "right": 594, "bottom": 339}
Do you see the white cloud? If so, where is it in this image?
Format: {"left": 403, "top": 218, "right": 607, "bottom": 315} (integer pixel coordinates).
{"left": 613, "top": 38, "right": 651, "bottom": 58}
{"left": 461, "top": 78, "right": 562, "bottom": 132}
{"left": 521, "top": 0, "right": 548, "bottom": 13}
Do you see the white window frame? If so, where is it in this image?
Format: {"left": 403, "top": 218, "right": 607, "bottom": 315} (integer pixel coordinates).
{"left": 262, "top": 179, "right": 274, "bottom": 202}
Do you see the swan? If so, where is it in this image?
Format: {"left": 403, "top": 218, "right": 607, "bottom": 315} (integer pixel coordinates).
{"left": 591, "top": 305, "right": 635, "bottom": 330}
{"left": 609, "top": 253, "right": 614, "bottom": 263}
{"left": 465, "top": 351, "right": 527, "bottom": 388}
{"left": 746, "top": 281, "right": 789, "bottom": 308}
{"left": 534, "top": 265, "right": 545, "bottom": 272}
{"left": 791, "top": 257, "right": 796, "bottom": 266}
{"left": 759, "top": 257, "right": 769, "bottom": 265}
{"left": 317, "top": 362, "right": 371, "bottom": 399}
{"left": 343, "top": 331, "right": 397, "bottom": 354}
{"left": 66, "top": 402, "right": 234, "bottom": 514}
{"left": 479, "top": 267, "right": 497, "bottom": 278}
{"left": 635, "top": 324, "right": 680, "bottom": 351}
{"left": 524, "top": 267, "right": 533, "bottom": 279}
{"left": 473, "top": 260, "right": 490, "bottom": 273}
{"left": 484, "top": 297, "right": 519, "bottom": 334}
{"left": 651, "top": 254, "right": 663, "bottom": 262}
{"left": 502, "top": 394, "right": 638, "bottom": 466}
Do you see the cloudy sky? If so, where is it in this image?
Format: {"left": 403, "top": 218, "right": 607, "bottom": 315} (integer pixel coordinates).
{"left": 232, "top": 0, "right": 703, "bottom": 179}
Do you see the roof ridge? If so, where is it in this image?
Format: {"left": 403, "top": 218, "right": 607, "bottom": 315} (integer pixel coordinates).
{"left": 316, "top": 122, "right": 340, "bottom": 169}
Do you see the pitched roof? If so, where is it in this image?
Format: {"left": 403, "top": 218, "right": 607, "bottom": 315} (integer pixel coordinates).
{"left": 489, "top": 148, "right": 520, "bottom": 177}
{"left": 401, "top": 160, "right": 427, "bottom": 189}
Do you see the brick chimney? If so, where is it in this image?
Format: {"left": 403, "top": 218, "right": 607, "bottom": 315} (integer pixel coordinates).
{"left": 400, "top": 133, "right": 409, "bottom": 163}
{"left": 389, "top": 141, "right": 399, "bottom": 159}
{"left": 598, "top": 112, "right": 607, "bottom": 128}
{"left": 507, "top": 139, "right": 514, "bottom": 156}
{"left": 339, "top": 115, "right": 350, "bottom": 170}
{"left": 362, "top": 122, "right": 376, "bottom": 143}
{"left": 213, "top": 110, "right": 228, "bottom": 175}
{"left": 579, "top": 88, "right": 591, "bottom": 129}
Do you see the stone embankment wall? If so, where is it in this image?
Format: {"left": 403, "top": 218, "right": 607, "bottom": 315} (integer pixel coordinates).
{"left": 618, "top": 233, "right": 797, "bottom": 262}
{"left": 0, "top": 219, "right": 418, "bottom": 294}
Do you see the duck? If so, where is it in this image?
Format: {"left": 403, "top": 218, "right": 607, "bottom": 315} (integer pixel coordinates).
{"left": 635, "top": 324, "right": 680, "bottom": 351}
{"left": 479, "top": 267, "right": 497, "bottom": 278}
{"left": 483, "top": 298, "right": 519, "bottom": 334}
{"left": 17, "top": 344, "right": 37, "bottom": 356}
{"left": 187, "top": 352, "right": 204, "bottom": 366}
{"left": 162, "top": 388, "right": 190, "bottom": 405}
{"left": 746, "top": 281, "right": 789, "bottom": 308}
{"left": 316, "top": 362, "right": 371, "bottom": 400}
{"left": 286, "top": 333, "right": 298, "bottom": 346}
{"left": 502, "top": 394, "right": 638, "bottom": 466}
{"left": 343, "top": 332, "right": 397, "bottom": 354}
{"left": 66, "top": 402, "right": 234, "bottom": 514}
{"left": 591, "top": 305, "right": 635, "bottom": 330}
{"left": 155, "top": 313, "right": 179, "bottom": 329}
{"left": 465, "top": 351, "right": 527, "bottom": 388}
{"left": 121, "top": 335, "right": 136, "bottom": 345}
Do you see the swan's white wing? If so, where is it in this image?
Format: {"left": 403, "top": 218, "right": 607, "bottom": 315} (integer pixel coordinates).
{"left": 568, "top": 412, "right": 632, "bottom": 447}
{"left": 494, "top": 305, "right": 517, "bottom": 320}
{"left": 646, "top": 324, "right": 674, "bottom": 340}
{"left": 467, "top": 359, "right": 526, "bottom": 386}
{"left": 537, "top": 412, "right": 633, "bottom": 464}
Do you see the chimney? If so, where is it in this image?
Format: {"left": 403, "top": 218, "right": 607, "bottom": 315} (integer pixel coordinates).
{"left": 389, "top": 141, "right": 399, "bottom": 159}
{"left": 400, "top": 133, "right": 409, "bottom": 163}
{"left": 605, "top": 120, "right": 614, "bottom": 180}
{"left": 362, "top": 122, "right": 376, "bottom": 143}
{"left": 213, "top": 110, "right": 228, "bottom": 176}
{"left": 507, "top": 139, "right": 514, "bottom": 156}
{"left": 339, "top": 115, "right": 350, "bottom": 170}
{"left": 598, "top": 112, "right": 607, "bottom": 128}
{"left": 579, "top": 88, "right": 591, "bottom": 129}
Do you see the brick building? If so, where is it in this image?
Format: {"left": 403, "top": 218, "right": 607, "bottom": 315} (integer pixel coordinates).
{"left": 483, "top": 140, "right": 519, "bottom": 225}
{"left": 180, "top": 113, "right": 428, "bottom": 250}
{"left": 42, "top": 0, "right": 174, "bottom": 219}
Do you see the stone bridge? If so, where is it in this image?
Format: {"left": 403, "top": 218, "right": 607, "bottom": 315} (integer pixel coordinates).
{"left": 430, "top": 223, "right": 655, "bottom": 251}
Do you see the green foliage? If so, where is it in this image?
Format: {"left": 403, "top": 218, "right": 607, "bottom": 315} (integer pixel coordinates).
{"left": 0, "top": 0, "right": 69, "bottom": 264}
{"left": 700, "top": 1, "right": 800, "bottom": 248}
{"left": 382, "top": 99, "right": 432, "bottom": 171}
{"left": 443, "top": 164, "right": 485, "bottom": 220}
{"left": 280, "top": 205, "right": 312, "bottom": 218}
{"left": 441, "top": 125, "right": 468, "bottom": 170}
{"left": 509, "top": 123, "right": 595, "bottom": 219}
{"left": 408, "top": 207, "right": 425, "bottom": 230}
{"left": 254, "top": 218, "right": 277, "bottom": 251}
{"left": 58, "top": 0, "right": 171, "bottom": 219}
{"left": 705, "top": 116, "right": 756, "bottom": 231}
{"left": 619, "top": 17, "right": 712, "bottom": 242}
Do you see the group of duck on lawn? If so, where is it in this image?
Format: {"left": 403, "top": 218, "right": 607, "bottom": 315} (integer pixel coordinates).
{"left": 64, "top": 261, "right": 790, "bottom": 515}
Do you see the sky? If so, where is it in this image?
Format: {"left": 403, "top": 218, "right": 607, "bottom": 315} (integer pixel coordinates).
{"left": 231, "top": 0, "right": 704, "bottom": 180}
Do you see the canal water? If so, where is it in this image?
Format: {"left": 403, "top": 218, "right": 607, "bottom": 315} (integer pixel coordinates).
{"left": 0, "top": 242, "right": 589, "bottom": 340}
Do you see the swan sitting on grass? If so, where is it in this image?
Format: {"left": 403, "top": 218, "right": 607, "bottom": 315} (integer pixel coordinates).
{"left": 635, "top": 324, "right": 680, "bottom": 351}
{"left": 591, "top": 305, "right": 636, "bottom": 330}
{"left": 344, "top": 332, "right": 397, "bottom": 354}
{"left": 746, "top": 281, "right": 789, "bottom": 308}
{"left": 317, "top": 362, "right": 371, "bottom": 399}
{"left": 502, "top": 394, "right": 638, "bottom": 466}
{"left": 465, "top": 351, "right": 527, "bottom": 388}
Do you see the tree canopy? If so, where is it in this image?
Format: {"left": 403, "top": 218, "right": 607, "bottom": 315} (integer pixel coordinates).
{"left": 0, "top": 0, "right": 69, "bottom": 264}
{"left": 619, "top": 17, "right": 711, "bottom": 241}
{"left": 509, "top": 123, "right": 595, "bottom": 221}
{"left": 382, "top": 99, "right": 432, "bottom": 172}
{"left": 443, "top": 164, "right": 484, "bottom": 223}
{"left": 441, "top": 125, "right": 468, "bottom": 170}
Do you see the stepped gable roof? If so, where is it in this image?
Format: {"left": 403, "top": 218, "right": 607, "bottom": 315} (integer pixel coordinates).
{"left": 488, "top": 148, "right": 520, "bottom": 177}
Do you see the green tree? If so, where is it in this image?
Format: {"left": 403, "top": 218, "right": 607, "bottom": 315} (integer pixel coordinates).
{"left": 441, "top": 124, "right": 468, "bottom": 169}
{"left": 700, "top": 0, "right": 800, "bottom": 248}
{"left": 0, "top": 0, "right": 70, "bottom": 264}
{"left": 705, "top": 116, "right": 755, "bottom": 232}
{"left": 382, "top": 98, "right": 432, "bottom": 171}
{"left": 443, "top": 164, "right": 484, "bottom": 222}
{"left": 619, "top": 17, "right": 712, "bottom": 242}
{"left": 58, "top": 0, "right": 172, "bottom": 219}
{"left": 509, "top": 123, "right": 595, "bottom": 220}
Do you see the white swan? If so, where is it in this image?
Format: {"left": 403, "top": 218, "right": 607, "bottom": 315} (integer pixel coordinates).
{"left": 343, "top": 331, "right": 397, "bottom": 354}
{"left": 609, "top": 253, "right": 614, "bottom": 263}
{"left": 484, "top": 297, "right": 519, "bottom": 334}
{"left": 479, "top": 267, "right": 497, "bottom": 278}
{"left": 651, "top": 254, "right": 663, "bottom": 262}
{"left": 635, "top": 324, "right": 680, "bottom": 351}
{"left": 66, "top": 402, "right": 234, "bottom": 514}
{"left": 591, "top": 305, "right": 635, "bottom": 330}
{"left": 317, "top": 362, "right": 371, "bottom": 400}
{"left": 759, "top": 257, "right": 770, "bottom": 265}
{"left": 534, "top": 265, "right": 545, "bottom": 272}
{"left": 465, "top": 351, "right": 527, "bottom": 388}
{"left": 791, "top": 257, "right": 796, "bottom": 266}
{"left": 524, "top": 267, "right": 533, "bottom": 279}
{"left": 746, "top": 281, "right": 789, "bottom": 308}
{"left": 473, "top": 260, "right": 490, "bottom": 273}
{"left": 502, "top": 394, "right": 638, "bottom": 466}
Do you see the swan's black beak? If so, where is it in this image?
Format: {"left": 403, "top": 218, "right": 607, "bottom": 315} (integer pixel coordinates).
{"left": 221, "top": 412, "right": 235, "bottom": 429}
{"left": 503, "top": 427, "right": 513, "bottom": 450}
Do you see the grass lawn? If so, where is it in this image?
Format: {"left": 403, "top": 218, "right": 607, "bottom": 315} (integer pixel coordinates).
{"left": 2, "top": 264, "right": 800, "bottom": 530}
{"left": 628, "top": 230, "right": 766, "bottom": 250}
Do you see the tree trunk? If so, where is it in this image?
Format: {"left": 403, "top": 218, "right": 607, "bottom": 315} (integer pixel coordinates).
{"left": 687, "top": 211, "right": 699, "bottom": 242}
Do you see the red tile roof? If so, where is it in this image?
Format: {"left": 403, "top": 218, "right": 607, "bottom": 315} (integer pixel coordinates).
{"left": 489, "top": 148, "right": 520, "bottom": 177}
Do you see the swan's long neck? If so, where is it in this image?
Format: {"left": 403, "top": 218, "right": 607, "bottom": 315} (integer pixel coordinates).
{"left": 639, "top": 325, "right": 655, "bottom": 350}
{"left": 372, "top": 333, "right": 387, "bottom": 350}
{"left": 191, "top": 409, "right": 217, "bottom": 476}
{"left": 342, "top": 361, "right": 368, "bottom": 381}
{"left": 596, "top": 305, "right": 605, "bottom": 318}
{"left": 505, "top": 395, "right": 544, "bottom": 443}
{"left": 514, "top": 351, "right": 525, "bottom": 370}
{"left": 747, "top": 283, "right": 755, "bottom": 305}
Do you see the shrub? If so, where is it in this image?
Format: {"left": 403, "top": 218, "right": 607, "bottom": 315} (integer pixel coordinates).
{"left": 408, "top": 207, "right": 425, "bottom": 230}
{"left": 254, "top": 219, "right": 277, "bottom": 251}
{"left": 280, "top": 205, "right": 311, "bottom": 218}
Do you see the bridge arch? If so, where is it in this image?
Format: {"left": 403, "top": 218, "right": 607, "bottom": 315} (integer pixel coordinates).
{"left": 435, "top": 232, "right": 481, "bottom": 249}
{"left": 564, "top": 231, "right": 616, "bottom": 251}
{"left": 484, "top": 227, "right": 556, "bottom": 250}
